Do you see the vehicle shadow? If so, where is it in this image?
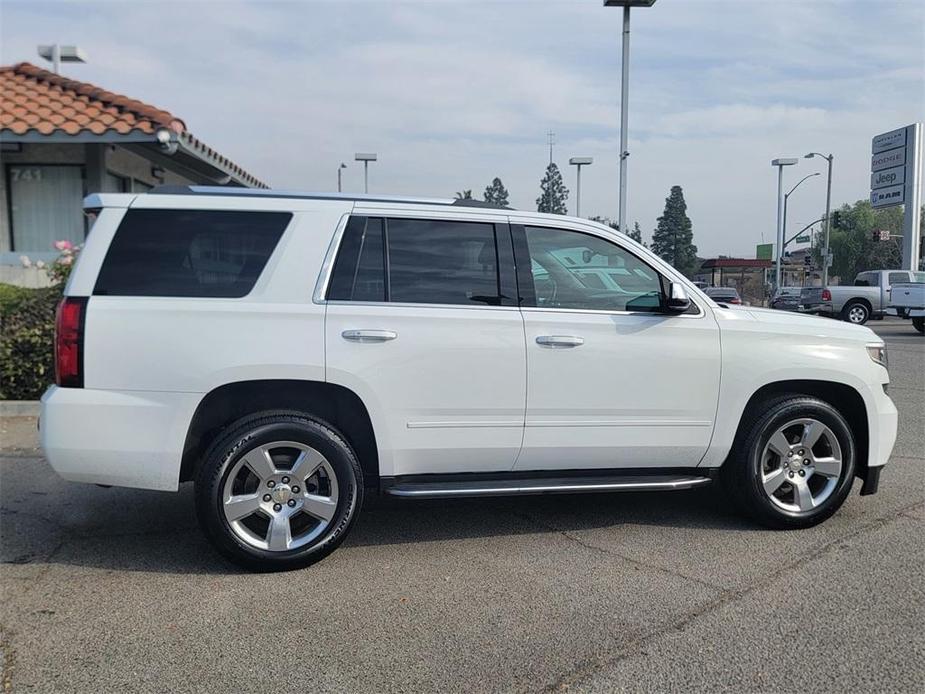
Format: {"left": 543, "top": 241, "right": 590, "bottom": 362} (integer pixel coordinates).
{"left": 0, "top": 477, "right": 760, "bottom": 575}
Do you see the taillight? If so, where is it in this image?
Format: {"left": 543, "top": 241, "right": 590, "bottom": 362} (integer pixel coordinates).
{"left": 730, "top": 298, "right": 742, "bottom": 304}
{"left": 822, "top": 289, "right": 832, "bottom": 301}
{"left": 55, "top": 297, "right": 87, "bottom": 388}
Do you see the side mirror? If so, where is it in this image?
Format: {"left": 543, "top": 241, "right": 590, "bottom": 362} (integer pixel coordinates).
{"left": 666, "top": 282, "right": 691, "bottom": 313}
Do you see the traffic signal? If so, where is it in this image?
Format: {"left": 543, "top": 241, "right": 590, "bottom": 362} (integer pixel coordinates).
{"left": 804, "top": 255, "right": 812, "bottom": 266}
{"left": 831, "top": 211, "right": 842, "bottom": 228}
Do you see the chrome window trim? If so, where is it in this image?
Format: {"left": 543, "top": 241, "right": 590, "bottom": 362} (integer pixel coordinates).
{"left": 312, "top": 211, "right": 353, "bottom": 304}
{"left": 520, "top": 305, "right": 704, "bottom": 319}
{"left": 325, "top": 299, "right": 522, "bottom": 312}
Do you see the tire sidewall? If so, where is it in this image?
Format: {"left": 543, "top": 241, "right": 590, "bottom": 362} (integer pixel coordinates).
{"left": 196, "top": 415, "right": 362, "bottom": 571}
{"left": 743, "top": 399, "right": 856, "bottom": 527}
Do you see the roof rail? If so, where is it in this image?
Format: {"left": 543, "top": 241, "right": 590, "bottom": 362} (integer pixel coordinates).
{"left": 147, "top": 185, "right": 513, "bottom": 209}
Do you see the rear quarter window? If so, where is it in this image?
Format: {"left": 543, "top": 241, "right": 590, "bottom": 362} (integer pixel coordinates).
{"left": 93, "top": 209, "right": 291, "bottom": 297}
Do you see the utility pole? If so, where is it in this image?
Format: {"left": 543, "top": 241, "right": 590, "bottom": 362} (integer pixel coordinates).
{"left": 547, "top": 131, "right": 556, "bottom": 165}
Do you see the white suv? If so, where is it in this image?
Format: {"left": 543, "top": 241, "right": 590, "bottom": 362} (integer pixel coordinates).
{"left": 41, "top": 187, "right": 898, "bottom": 571}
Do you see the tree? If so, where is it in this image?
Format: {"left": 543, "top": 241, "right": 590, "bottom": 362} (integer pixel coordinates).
{"left": 811, "top": 200, "right": 903, "bottom": 282}
{"left": 483, "top": 177, "right": 510, "bottom": 208}
{"left": 536, "top": 163, "right": 569, "bottom": 214}
{"left": 454, "top": 190, "right": 473, "bottom": 200}
{"left": 629, "top": 221, "right": 644, "bottom": 245}
{"left": 651, "top": 185, "right": 698, "bottom": 276}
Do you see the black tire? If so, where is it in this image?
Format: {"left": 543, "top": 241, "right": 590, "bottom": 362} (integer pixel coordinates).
{"left": 721, "top": 395, "right": 856, "bottom": 529}
{"left": 913, "top": 317, "right": 924, "bottom": 334}
{"left": 195, "top": 410, "right": 363, "bottom": 571}
{"left": 840, "top": 301, "right": 870, "bottom": 325}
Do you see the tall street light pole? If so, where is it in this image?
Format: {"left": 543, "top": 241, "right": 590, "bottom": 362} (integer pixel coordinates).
{"left": 605, "top": 1, "right": 656, "bottom": 233}
{"left": 805, "top": 152, "right": 834, "bottom": 284}
{"left": 569, "top": 157, "right": 593, "bottom": 217}
{"left": 772, "top": 158, "right": 799, "bottom": 290}
{"left": 337, "top": 163, "right": 347, "bottom": 193}
{"left": 355, "top": 153, "right": 377, "bottom": 194}
{"left": 782, "top": 172, "right": 820, "bottom": 284}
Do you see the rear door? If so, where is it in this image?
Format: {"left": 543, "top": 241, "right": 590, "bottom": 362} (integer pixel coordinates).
{"left": 324, "top": 213, "right": 526, "bottom": 478}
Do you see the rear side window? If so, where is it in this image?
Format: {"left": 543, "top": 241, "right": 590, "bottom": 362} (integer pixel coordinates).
{"left": 888, "top": 272, "right": 909, "bottom": 286}
{"left": 387, "top": 218, "right": 499, "bottom": 305}
{"left": 94, "top": 209, "right": 291, "bottom": 297}
{"left": 328, "top": 216, "right": 505, "bottom": 306}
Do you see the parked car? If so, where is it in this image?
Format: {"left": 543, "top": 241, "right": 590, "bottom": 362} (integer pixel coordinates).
{"left": 800, "top": 270, "right": 924, "bottom": 324}
{"left": 770, "top": 287, "right": 802, "bottom": 312}
{"left": 41, "top": 187, "right": 897, "bottom": 571}
{"left": 704, "top": 286, "right": 742, "bottom": 304}
{"left": 889, "top": 281, "right": 925, "bottom": 333}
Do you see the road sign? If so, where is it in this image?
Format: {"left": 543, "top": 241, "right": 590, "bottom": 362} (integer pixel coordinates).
{"left": 871, "top": 148, "right": 906, "bottom": 171}
{"left": 756, "top": 243, "right": 773, "bottom": 260}
{"left": 795, "top": 235, "right": 810, "bottom": 243}
{"left": 871, "top": 184, "right": 904, "bottom": 208}
{"left": 871, "top": 165, "right": 905, "bottom": 190}
{"left": 872, "top": 127, "right": 906, "bottom": 154}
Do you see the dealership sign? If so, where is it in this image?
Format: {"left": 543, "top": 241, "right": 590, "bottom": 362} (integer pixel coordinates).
{"left": 871, "top": 185, "right": 904, "bottom": 208}
{"left": 869, "top": 123, "right": 921, "bottom": 271}
{"left": 871, "top": 148, "right": 905, "bottom": 172}
{"left": 871, "top": 165, "right": 905, "bottom": 190}
{"left": 872, "top": 127, "right": 906, "bottom": 154}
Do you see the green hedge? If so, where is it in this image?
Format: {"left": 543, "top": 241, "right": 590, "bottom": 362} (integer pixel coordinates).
{"left": 0, "top": 283, "right": 63, "bottom": 400}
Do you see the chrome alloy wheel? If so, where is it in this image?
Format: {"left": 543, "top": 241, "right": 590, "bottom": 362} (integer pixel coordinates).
{"left": 222, "top": 441, "right": 339, "bottom": 552}
{"left": 760, "top": 418, "right": 843, "bottom": 513}
{"left": 846, "top": 305, "right": 867, "bottom": 323}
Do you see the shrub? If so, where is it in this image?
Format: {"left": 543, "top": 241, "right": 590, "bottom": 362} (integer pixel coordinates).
{"left": 0, "top": 282, "right": 63, "bottom": 400}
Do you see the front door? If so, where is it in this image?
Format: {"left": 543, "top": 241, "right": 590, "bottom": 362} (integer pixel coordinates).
{"left": 511, "top": 223, "right": 721, "bottom": 470}
{"left": 325, "top": 214, "right": 526, "bottom": 478}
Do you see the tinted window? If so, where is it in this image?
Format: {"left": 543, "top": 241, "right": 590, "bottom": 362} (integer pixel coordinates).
{"left": 888, "top": 272, "right": 909, "bottom": 286}
{"left": 328, "top": 217, "right": 385, "bottom": 301}
{"left": 94, "top": 209, "right": 290, "bottom": 297}
{"left": 522, "top": 226, "right": 662, "bottom": 312}
{"left": 386, "top": 219, "right": 500, "bottom": 305}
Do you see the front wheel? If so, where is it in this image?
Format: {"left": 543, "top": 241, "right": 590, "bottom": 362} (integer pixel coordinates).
{"left": 722, "top": 395, "right": 856, "bottom": 529}
{"left": 195, "top": 411, "right": 363, "bottom": 571}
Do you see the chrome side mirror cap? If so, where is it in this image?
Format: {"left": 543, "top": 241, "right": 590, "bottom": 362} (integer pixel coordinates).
{"left": 666, "top": 282, "right": 691, "bottom": 313}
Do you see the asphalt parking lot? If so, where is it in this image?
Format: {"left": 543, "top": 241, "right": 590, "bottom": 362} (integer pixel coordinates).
{"left": 1, "top": 318, "right": 923, "bottom": 693}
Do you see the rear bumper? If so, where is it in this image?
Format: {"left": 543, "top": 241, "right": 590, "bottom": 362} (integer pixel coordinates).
{"left": 799, "top": 303, "right": 834, "bottom": 316}
{"left": 40, "top": 386, "right": 201, "bottom": 491}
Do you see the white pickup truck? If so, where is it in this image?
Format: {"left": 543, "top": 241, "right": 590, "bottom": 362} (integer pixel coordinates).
{"left": 890, "top": 282, "right": 925, "bottom": 333}
{"left": 800, "top": 269, "right": 925, "bottom": 324}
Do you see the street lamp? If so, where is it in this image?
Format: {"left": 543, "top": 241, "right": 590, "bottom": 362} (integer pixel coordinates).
{"left": 354, "top": 153, "right": 377, "bottom": 194}
{"left": 337, "top": 163, "right": 347, "bottom": 193}
{"left": 604, "top": 1, "right": 657, "bottom": 236}
{"left": 37, "top": 44, "right": 87, "bottom": 74}
{"left": 771, "top": 158, "right": 799, "bottom": 290}
{"left": 569, "top": 157, "right": 593, "bottom": 217}
{"left": 782, "top": 172, "right": 820, "bottom": 286}
{"left": 805, "top": 152, "right": 834, "bottom": 284}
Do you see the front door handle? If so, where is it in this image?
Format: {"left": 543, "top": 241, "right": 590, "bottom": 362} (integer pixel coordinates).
{"left": 536, "top": 335, "right": 584, "bottom": 348}
{"left": 342, "top": 329, "right": 398, "bottom": 343}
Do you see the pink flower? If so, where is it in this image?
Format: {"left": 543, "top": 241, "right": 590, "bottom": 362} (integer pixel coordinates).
{"left": 60, "top": 255, "right": 73, "bottom": 266}
{"left": 53, "top": 240, "right": 73, "bottom": 251}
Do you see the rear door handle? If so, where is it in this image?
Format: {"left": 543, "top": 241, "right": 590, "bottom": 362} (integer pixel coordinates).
{"left": 536, "top": 335, "right": 584, "bottom": 348}
{"left": 342, "top": 329, "right": 398, "bottom": 343}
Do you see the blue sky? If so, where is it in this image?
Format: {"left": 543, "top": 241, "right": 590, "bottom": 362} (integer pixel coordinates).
{"left": 2, "top": 0, "right": 923, "bottom": 256}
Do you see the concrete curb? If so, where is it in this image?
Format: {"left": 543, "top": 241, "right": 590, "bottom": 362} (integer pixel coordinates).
{"left": 0, "top": 401, "right": 40, "bottom": 417}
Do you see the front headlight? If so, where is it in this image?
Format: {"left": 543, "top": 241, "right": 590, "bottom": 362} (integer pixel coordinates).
{"left": 866, "top": 343, "right": 888, "bottom": 368}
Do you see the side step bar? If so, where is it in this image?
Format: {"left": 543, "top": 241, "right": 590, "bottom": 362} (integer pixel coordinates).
{"left": 383, "top": 474, "right": 712, "bottom": 499}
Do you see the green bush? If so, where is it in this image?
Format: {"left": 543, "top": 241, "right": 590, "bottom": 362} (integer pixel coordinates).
{"left": 0, "top": 282, "right": 63, "bottom": 400}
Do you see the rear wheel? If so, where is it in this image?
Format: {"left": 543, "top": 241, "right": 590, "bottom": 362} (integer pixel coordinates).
{"left": 722, "top": 395, "right": 856, "bottom": 529}
{"left": 195, "top": 411, "right": 363, "bottom": 571}
{"left": 841, "top": 301, "right": 870, "bottom": 325}
{"left": 913, "top": 317, "right": 924, "bottom": 334}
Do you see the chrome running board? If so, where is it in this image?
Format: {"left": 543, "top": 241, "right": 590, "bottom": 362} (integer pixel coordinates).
{"left": 383, "top": 474, "right": 712, "bottom": 499}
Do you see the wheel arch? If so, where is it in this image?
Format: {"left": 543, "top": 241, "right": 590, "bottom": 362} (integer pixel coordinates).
{"left": 842, "top": 297, "right": 872, "bottom": 317}
{"left": 180, "top": 379, "right": 379, "bottom": 488}
{"left": 731, "top": 379, "right": 870, "bottom": 485}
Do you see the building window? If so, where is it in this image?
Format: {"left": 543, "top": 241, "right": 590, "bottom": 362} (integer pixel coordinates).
{"left": 7, "top": 165, "right": 85, "bottom": 253}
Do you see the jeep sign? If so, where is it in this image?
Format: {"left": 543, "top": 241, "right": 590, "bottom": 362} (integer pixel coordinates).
{"left": 871, "top": 165, "right": 905, "bottom": 190}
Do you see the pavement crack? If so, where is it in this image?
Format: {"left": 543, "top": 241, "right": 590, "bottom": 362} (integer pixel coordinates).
{"left": 510, "top": 509, "right": 727, "bottom": 593}
{"left": 542, "top": 499, "right": 924, "bottom": 692}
